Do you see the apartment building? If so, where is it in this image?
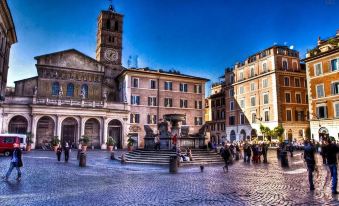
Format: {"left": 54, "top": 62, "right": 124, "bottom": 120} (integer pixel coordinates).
{"left": 303, "top": 30, "right": 339, "bottom": 141}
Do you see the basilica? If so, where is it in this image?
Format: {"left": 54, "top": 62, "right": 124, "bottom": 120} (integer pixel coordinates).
{"left": 0, "top": 5, "right": 207, "bottom": 149}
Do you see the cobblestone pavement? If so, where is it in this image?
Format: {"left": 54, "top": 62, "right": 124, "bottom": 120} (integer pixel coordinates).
{"left": 0, "top": 150, "right": 338, "bottom": 206}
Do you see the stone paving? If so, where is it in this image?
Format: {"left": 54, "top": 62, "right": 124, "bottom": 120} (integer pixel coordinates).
{"left": 0, "top": 150, "right": 338, "bottom": 206}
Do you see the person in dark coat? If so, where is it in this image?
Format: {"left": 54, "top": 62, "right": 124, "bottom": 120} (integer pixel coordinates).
{"left": 221, "top": 144, "right": 231, "bottom": 172}
{"left": 3, "top": 143, "right": 23, "bottom": 181}
{"left": 320, "top": 140, "right": 327, "bottom": 164}
{"left": 324, "top": 139, "right": 339, "bottom": 194}
{"left": 56, "top": 145, "right": 62, "bottom": 161}
{"left": 64, "top": 142, "right": 70, "bottom": 162}
{"left": 303, "top": 140, "right": 316, "bottom": 191}
{"left": 262, "top": 143, "right": 268, "bottom": 163}
{"left": 246, "top": 144, "right": 252, "bottom": 163}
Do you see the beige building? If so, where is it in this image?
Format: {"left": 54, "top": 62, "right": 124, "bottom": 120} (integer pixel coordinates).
{"left": 224, "top": 46, "right": 309, "bottom": 142}
{"left": 0, "top": 0, "right": 17, "bottom": 100}
{"left": 303, "top": 30, "right": 339, "bottom": 141}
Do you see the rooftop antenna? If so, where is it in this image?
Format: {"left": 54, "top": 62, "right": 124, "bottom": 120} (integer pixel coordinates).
{"left": 127, "top": 56, "right": 132, "bottom": 68}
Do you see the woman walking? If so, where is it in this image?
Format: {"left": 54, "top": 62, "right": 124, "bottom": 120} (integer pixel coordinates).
{"left": 2, "top": 143, "right": 23, "bottom": 181}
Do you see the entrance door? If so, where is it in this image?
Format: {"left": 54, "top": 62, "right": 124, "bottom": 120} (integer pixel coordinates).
{"left": 108, "top": 126, "right": 121, "bottom": 149}
{"left": 62, "top": 125, "right": 76, "bottom": 146}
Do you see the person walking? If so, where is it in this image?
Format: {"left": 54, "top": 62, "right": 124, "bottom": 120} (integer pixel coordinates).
{"left": 64, "top": 142, "right": 70, "bottom": 162}
{"left": 262, "top": 143, "right": 268, "bottom": 163}
{"left": 56, "top": 144, "right": 62, "bottom": 161}
{"left": 2, "top": 143, "right": 23, "bottom": 181}
{"left": 324, "top": 138, "right": 339, "bottom": 194}
{"left": 246, "top": 144, "right": 252, "bottom": 163}
{"left": 303, "top": 140, "right": 316, "bottom": 191}
{"left": 220, "top": 144, "right": 231, "bottom": 172}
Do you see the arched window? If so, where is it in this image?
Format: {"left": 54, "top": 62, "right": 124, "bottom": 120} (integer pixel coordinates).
{"left": 52, "top": 82, "right": 59, "bottom": 96}
{"left": 66, "top": 83, "right": 74, "bottom": 97}
{"left": 81, "top": 84, "right": 89, "bottom": 98}
{"left": 114, "top": 21, "right": 119, "bottom": 32}
{"left": 283, "top": 60, "right": 288, "bottom": 70}
{"left": 106, "top": 19, "right": 111, "bottom": 29}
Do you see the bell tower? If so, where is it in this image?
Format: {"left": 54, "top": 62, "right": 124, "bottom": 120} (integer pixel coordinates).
{"left": 96, "top": 4, "right": 123, "bottom": 67}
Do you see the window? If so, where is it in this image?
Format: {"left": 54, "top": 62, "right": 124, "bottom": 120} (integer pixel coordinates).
{"left": 314, "top": 63, "right": 322, "bottom": 76}
{"left": 229, "top": 116, "right": 235, "bottom": 125}
{"left": 194, "top": 84, "right": 202, "bottom": 93}
{"left": 286, "top": 110, "right": 292, "bottom": 121}
{"left": 150, "top": 80, "right": 157, "bottom": 89}
{"left": 179, "top": 83, "right": 188, "bottom": 92}
{"left": 180, "top": 99, "right": 188, "bottom": 108}
{"left": 331, "top": 58, "right": 338, "bottom": 72}
{"left": 130, "top": 113, "right": 140, "bottom": 123}
{"left": 164, "top": 81, "right": 172, "bottom": 90}
{"left": 239, "top": 86, "right": 244, "bottom": 94}
{"left": 335, "top": 103, "right": 339, "bottom": 117}
{"left": 52, "top": 82, "right": 59, "bottom": 96}
{"left": 230, "top": 101, "right": 234, "bottom": 111}
{"left": 250, "top": 82, "right": 255, "bottom": 91}
{"left": 331, "top": 82, "right": 339, "bottom": 95}
{"left": 263, "top": 93, "right": 269, "bottom": 104}
{"left": 132, "top": 78, "right": 139, "bottom": 88}
{"left": 251, "top": 113, "right": 256, "bottom": 123}
{"left": 164, "top": 98, "right": 173, "bottom": 107}
{"left": 131, "top": 95, "right": 140, "bottom": 105}
{"left": 4, "top": 137, "right": 14, "bottom": 143}
{"left": 66, "top": 83, "right": 74, "bottom": 97}
{"left": 295, "top": 78, "right": 300, "bottom": 87}
{"left": 251, "top": 96, "right": 256, "bottom": 106}
{"left": 81, "top": 84, "right": 88, "bottom": 98}
{"left": 296, "top": 111, "right": 304, "bottom": 121}
{"left": 106, "top": 19, "right": 111, "bottom": 29}
{"left": 250, "top": 67, "right": 255, "bottom": 77}
{"left": 195, "top": 101, "right": 202, "bottom": 109}
{"left": 262, "top": 62, "right": 267, "bottom": 73}
{"left": 239, "top": 71, "right": 244, "bottom": 81}
{"left": 316, "top": 106, "right": 327, "bottom": 119}
{"left": 264, "top": 110, "right": 269, "bottom": 121}
{"left": 263, "top": 79, "right": 268, "bottom": 88}
{"left": 114, "top": 21, "right": 119, "bottom": 32}
{"left": 240, "top": 113, "right": 245, "bottom": 124}
{"left": 148, "top": 97, "right": 157, "bottom": 106}
{"left": 229, "top": 89, "right": 234, "bottom": 97}
{"left": 230, "top": 75, "right": 234, "bottom": 84}
{"left": 306, "top": 94, "right": 308, "bottom": 104}
{"left": 284, "top": 77, "right": 290, "bottom": 86}
{"left": 194, "top": 117, "right": 203, "bottom": 125}
{"left": 296, "top": 93, "right": 301, "bottom": 103}
{"left": 147, "top": 114, "right": 157, "bottom": 124}
{"left": 221, "top": 110, "right": 225, "bottom": 119}
{"left": 282, "top": 60, "right": 288, "bottom": 70}
{"left": 316, "top": 84, "right": 324, "bottom": 98}
{"left": 285, "top": 93, "right": 291, "bottom": 103}
{"left": 240, "top": 99, "right": 245, "bottom": 108}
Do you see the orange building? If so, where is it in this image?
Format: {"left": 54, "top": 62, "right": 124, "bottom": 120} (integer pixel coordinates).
{"left": 303, "top": 30, "right": 339, "bottom": 141}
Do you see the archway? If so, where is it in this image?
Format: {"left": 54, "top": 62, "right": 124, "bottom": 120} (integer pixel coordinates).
{"left": 108, "top": 120, "right": 122, "bottom": 149}
{"left": 230, "top": 130, "right": 236, "bottom": 142}
{"left": 251, "top": 129, "right": 257, "bottom": 140}
{"left": 287, "top": 129, "right": 293, "bottom": 142}
{"left": 36, "top": 116, "right": 55, "bottom": 148}
{"left": 8, "top": 115, "right": 28, "bottom": 134}
{"left": 61, "top": 117, "right": 78, "bottom": 147}
{"left": 240, "top": 129, "right": 246, "bottom": 141}
{"left": 84, "top": 118, "right": 100, "bottom": 148}
{"left": 318, "top": 127, "right": 329, "bottom": 141}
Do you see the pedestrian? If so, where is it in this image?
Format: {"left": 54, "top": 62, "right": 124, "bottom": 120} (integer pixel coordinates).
{"left": 303, "top": 139, "right": 316, "bottom": 191}
{"left": 220, "top": 144, "right": 231, "bottom": 172}
{"left": 56, "top": 144, "right": 62, "bottom": 161}
{"left": 154, "top": 135, "right": 160, "bottom": 151}
{"left": 289, "top": 143, "right": 294, "bottom": 157}
{"left": 235, "top": 144, "right": 241, "bottom": 160}
{"left": 323, "top": 138, "right": 339, "bottom": 194}
{"left": 64, "top": 142, "right": 70, "bottom": 162}
{"left": 246, "top": 144, "right": 252, "bottom": 163}
{"left": 320, "top": 140, "right": 327, "bottom": 164}
{"left": 2, "top": 143, "right": 23, "bottom": 181}
{"left": 262, "top": 143, "right": 268, "bottom": 163}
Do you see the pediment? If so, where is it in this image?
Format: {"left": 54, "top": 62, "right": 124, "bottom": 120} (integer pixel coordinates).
{"left": 34, "top": 49, "right": 104, "bottom": 72}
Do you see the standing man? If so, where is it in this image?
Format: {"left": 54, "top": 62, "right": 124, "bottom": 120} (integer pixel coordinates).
{"left": 56, "top": 144, "right": 62, "bottom": 161}
{"left": 303, "top": 140, "right": 316, "bottom": 191}
{"left": 64, "top": 142, "right": 70, "bottom": 162}
{"left": 2, "top": 143, "right": 23, "bottom": 181}
{"left": 324, "top": 138, "right": 339, "bottom": 194}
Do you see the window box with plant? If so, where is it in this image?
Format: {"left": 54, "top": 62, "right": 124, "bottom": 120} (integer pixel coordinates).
{"left": 80, "top": 135, "right": 90, "bottom": 151}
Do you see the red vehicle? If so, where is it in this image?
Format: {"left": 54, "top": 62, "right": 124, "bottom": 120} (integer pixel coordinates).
{"left": 0, "top": 136, "right": 20, "bottom": 156}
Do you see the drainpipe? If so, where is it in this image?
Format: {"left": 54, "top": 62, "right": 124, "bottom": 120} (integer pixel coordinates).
{"left": 157, "top": 76, "right": 160, "bottom": 127}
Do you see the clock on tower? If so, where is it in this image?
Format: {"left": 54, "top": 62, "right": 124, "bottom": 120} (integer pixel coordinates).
{"left": 96, "top": 4, "right": 123, "bottom": 67}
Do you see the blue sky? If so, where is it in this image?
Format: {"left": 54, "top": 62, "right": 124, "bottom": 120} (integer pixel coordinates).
{"left": 7, "top": 0, "right": 339, "bottom": 92}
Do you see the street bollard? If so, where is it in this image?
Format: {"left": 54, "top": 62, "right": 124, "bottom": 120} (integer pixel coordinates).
{"left": 169, "top": 155, "right": 178, "bottom": 173}
{"left": 110, "top": 152, "right": 115, "bottom": 160}
{"left": 79, "top": 152, "right": 86, "bottom": 167}
{"left": 280, "top": 151, "right": 288, "bottom": 167}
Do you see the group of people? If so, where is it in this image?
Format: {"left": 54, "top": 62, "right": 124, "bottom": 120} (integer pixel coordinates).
{"left": 176, "top": 147, "right": 193, "bottom": 162}
{"left": 304, "top": 138, "right": 339, "bottom": 194}
{"left": 56, "top": 142, "right": 71, "bottom": 162}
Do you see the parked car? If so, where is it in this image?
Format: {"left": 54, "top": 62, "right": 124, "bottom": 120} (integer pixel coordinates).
{"left": 0, "top": 136, "right": 21, "bottom": 156}
{"left": 0, "top": 134, "right": 27, "bottom": 151}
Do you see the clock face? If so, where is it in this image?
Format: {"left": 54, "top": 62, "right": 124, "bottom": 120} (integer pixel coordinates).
{"left": 104, "top": 49, "right": 119, "bottom": 62}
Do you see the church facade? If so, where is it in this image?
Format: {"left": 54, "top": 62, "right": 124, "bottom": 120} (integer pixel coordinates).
{"left": 0, "top": 5, "right": 207, "bottom": 149}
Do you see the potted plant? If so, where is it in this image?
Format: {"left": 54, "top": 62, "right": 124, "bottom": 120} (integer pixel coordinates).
{"left": 50, "top": 136, "right": 60, "bottom": 152}
{"left": 127, "top": 135, "right": 136, "bottom": 151}
{"left": 26, "top": 132, "right": 34, "bottom": 152}
{"left": 80, "top": 135, "right": 90, "bottom": 151}
{"left": 106, "top": 136, "right": 116, "bottom": 152}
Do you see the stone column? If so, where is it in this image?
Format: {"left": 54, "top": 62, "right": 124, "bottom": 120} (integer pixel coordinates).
{"left": 101, "top": 117, "right": 107, "bottom": 150}
{"left": 80, "top": 116, "right": 85, "bottom": 137}
{"left": 31, "top": 115, "right": 38, "bottom": 149}
{"left": 56, "top": 115, "right": 62, "bottom": 141}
